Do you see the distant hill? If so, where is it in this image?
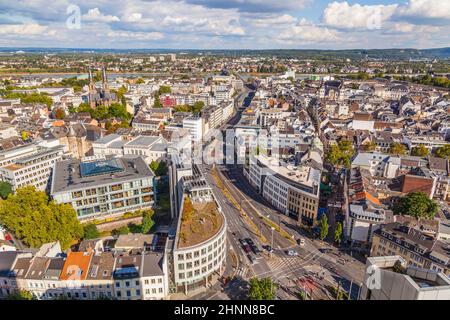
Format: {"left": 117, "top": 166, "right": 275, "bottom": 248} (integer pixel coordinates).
{"left": 0, "top": 47, "right": 449, "bottom": 60}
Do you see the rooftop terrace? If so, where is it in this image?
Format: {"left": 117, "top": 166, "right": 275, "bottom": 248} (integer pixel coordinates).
{"left": 177, "top": 197, "right": 223, "bottom": 249}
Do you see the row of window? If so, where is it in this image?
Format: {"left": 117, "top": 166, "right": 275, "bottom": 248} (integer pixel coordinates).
{"left": 177, "top": 236, "right": 225, "bottom": 261}
{"left": 178, "top": 257, "right": 221, "bottom": 280}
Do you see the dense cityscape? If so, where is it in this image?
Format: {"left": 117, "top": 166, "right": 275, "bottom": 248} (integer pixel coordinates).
{"left": 0, "top": 0, "right": 450, "bottom": 307}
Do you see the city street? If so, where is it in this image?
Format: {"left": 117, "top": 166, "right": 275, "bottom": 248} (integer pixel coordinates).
{"left": 195, "top": 86, "right": 366, "bottom": 300}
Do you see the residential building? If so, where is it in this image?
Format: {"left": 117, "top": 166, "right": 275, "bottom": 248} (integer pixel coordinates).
{"left": 246, "top": 154, "right": 321, "bottom": 226}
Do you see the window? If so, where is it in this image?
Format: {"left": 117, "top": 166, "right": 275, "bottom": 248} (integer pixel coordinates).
{"left": 126, "top": 290, "right": 131, "bottom": 297}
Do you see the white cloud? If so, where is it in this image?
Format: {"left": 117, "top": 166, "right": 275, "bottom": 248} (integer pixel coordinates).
{"left": 250, "top": 14, "right": 297, "bottom": 27}
{"left": 396, "top": 0, "right": 450, "bottom": 20}
{"left": 83, "top": 8, "right": 120, "bottom": 23}
{"left": 0, "top": 23, "right": 48, "bottom": 35}
{"left": 122, "top": 13, "right": 142, "bottom": 22}
{"left": 107, "top": 30, "right": 163, "bottom": 40}
{"left": 322, "top": 1, "right": 398, "bottom": 30}
{"left": 279, "top": 19, "right": 341, "bottom": 43}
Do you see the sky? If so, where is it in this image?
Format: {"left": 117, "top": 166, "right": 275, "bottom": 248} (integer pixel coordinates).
{"left": 0, "top": 0, "right": 448, "bottom": 50}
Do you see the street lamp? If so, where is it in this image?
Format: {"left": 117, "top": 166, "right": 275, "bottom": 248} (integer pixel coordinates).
{"left": 270, "top": 226, "right": 275, "bottom": 258}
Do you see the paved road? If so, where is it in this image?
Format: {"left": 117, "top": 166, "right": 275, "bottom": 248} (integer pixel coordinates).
{"left": 199, "top": 82, "right": 366, "bottom": 300}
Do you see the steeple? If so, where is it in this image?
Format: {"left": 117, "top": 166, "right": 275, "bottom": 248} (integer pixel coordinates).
{"left": 102, "top": 65, "right": 110, "bottom": 94}
{"left": 101, "top": 65, "right": 111, "bottom": 107}
{"left": 88, "top": 66, "right": 96, "bottom": 109}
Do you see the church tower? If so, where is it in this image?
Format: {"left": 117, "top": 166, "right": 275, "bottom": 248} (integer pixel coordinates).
{"left": 88, "top": 67, "right": 96, "bottom": 109}
{"left": 102, "top": 65, "right": 111, "bottom": 107}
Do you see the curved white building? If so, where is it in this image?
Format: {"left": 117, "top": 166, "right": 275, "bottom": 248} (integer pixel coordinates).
{"left": 172, "top": 196, "right": 227, "bottom": 293}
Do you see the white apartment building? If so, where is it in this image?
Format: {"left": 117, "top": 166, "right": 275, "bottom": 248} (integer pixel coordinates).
{"left": 183, "top": 117, "right": 203, "bottom": 142}
{"left": 141, "top": 253, "right": 169, "bottom": 300}
{"left": 93, "top": 135, "right": 169, "bottom": 163}
{"left": 0, "top": 145, "right": 64, "bottom": 191}
{"left": 246, "top": 154, "right": 321, "bottom": 226}
{"left": 351, "top": 152, "right": 400, "bottom": 179}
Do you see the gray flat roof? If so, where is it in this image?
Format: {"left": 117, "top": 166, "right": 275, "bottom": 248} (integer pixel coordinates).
{"left": 51, "top": 156, "right": 154, "bottom": 194}
{"left": 125, "top": 136, "right": 160, "bottom": 147}
{"left": 94, "top": 134, "right": 121, "bottom": 145}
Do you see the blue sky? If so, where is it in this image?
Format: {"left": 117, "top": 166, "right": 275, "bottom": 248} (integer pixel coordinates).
{"left": 0, "top": 0, "right": 448, "bottom": 49}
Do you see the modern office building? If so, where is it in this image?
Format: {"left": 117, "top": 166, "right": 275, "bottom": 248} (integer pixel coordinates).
{"left": 50, "top": 156, "right": 155, "bottom": 221}
{"left": 168, "top": 153, "right": 227, "bottom": 294}
{"left": 0, "top": 145, "right": 64, "bottom": 191}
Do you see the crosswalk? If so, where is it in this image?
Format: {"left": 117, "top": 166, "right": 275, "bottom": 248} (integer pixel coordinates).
{"left": 235, "top": 266, "right": 248, "bottom": 278}
{"left": 267, "top": 256, "right": 299, "bottom": 271}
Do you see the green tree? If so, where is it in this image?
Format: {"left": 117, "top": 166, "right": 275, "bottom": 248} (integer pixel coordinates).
{"left": 334, "top": 222, "right": 343, "bottom": 244}
{"left": 393, "top": 191, "right": 438, "bottom": 219}
{"left": 140, "top": 210, "right": 155, "bottom": 234}
{"left": 362, "top": 141, "right": 377, "bottom": 152}
{"left": 173, "top": 105, "right": 191, "bottom": 113}
{"left": 192, "top": 101, "right": 205, "bottom": 114}
{"left": 114, "top": 226, "right": 130, "bottom": 236}
{"left": 319, "top": 214, "right": 329, "bottom": 241}
{"left": 150, "top": 160, "right": 168, "bottom": 176}
{"left": 326, "top": 140, "right": 354, "bottom": 168}
{"left": 0, "top": 182, "right": 12, "bottom": 200}
{"left": 91, "top": 105, "right": 109, "bottom": 120}
{"left": 136, "top": 78, "right": 145, "bottom": 84}
{"left": 0, "top": 186, "right": 83, "bottom": 249}
{"left": 248, "top": 278, "right": 277, "bottom": 300}
{"left": 411, "top": 144, "right": 429, "bottom": 157}
{"left": 3, "top": 92, "right": 52, "bottom": 108}
{"left": 108, "top": 103, "right": 131, "bottom": 120}
{"left": 389, "top": 142, "right": 408, "bottom": 155}
{"left": 153, "top": 92, "right": 162, "bottom": 108}
{"left": 436, "top": 144, "right": 450, "bottom": 158}
{"left": 83, "top": 223, "right": 100, "bottom": 240}
{"left": 158, "top": 85, "right": 171, "bottom": 94}
{"left": 115, "top": 85, "right": 128, "bottom": 102}
{"left": 6, "top": 290, "right": 34, "bottom": 300}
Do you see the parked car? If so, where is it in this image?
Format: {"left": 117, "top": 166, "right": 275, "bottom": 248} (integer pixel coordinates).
{"left": 239, "top": 239, "right": 248, "bottom": 246}
{"left": 297, "top": 238, "right": 305, "bottom": 246}
{"left": 263, "top": 245, "right": 274, "bottom": 253}
{"left": 247, "top": 254, "right": 256, "bottom": 264}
